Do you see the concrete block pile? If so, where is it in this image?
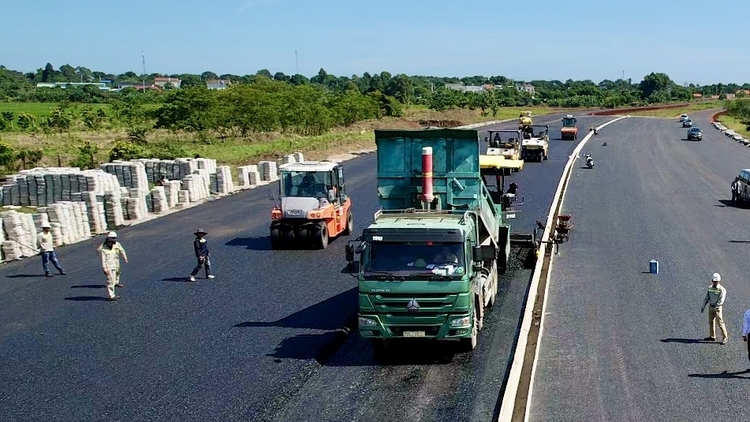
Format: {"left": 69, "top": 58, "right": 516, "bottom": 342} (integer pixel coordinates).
{"left": 151, "top": 186, "right": 168, "bottom": 213}
{"left": 45, "top": 201, "right": 91, "bottom": 245}
{"left": 1, "top": 168, "right": 120, "bottom": 207}
{"left": 101, "top": 161, "right": 149, "bottom": 193}
{"left": 181, "top": 174, "right": 210, "bottom": 203}
{"left": 1, "top": 210, "right": 38, "bottom": 260}
{"left": 259, "top": 161, "right": 278, "bottom": 182}
{"left": 212, "top": 166, "right": 235, "bottom": 194}
{"left": 237, "top": 165, "right": 260, "bottom": 188}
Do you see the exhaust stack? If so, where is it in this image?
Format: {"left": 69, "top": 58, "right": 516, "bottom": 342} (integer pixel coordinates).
{"left": 421, "top": 146, "right": 434, "bottom": 208}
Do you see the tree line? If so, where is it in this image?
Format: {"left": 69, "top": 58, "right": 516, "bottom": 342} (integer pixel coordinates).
{"left": 2, "top": 63, "right": 750, "bottom": 110}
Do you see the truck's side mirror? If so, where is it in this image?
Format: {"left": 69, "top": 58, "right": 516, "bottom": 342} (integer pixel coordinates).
{"left": 328, "top": 189, "right": 336, "bottom": 202}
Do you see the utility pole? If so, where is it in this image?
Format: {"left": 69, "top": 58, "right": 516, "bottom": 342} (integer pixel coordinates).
{"left": 142, "top": 50, "right": 146, "bottom": 93}
{"left": 295, "top": 50, "right": 299, "bottom": 75}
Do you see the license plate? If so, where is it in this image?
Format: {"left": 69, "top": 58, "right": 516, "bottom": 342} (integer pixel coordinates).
{"left": 403, "top": 331, "right": 425, "bottom": 337}
{"left": 506, "top": 213, "right": 516, "bottom": 219}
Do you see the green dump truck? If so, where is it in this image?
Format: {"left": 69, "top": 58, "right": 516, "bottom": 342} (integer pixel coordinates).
{"left": 344, "top": 128, "right": 536, "bottom": 354}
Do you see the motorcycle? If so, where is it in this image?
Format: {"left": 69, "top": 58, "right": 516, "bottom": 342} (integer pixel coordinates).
{"left": 584, "top": 154, "right": 594, "bottom": 169}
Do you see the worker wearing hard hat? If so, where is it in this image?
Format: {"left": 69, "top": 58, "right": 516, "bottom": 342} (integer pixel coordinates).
{"left": 701, "top": 273, "right": 728, "bottom": 344}
{"left": 37, "top": 221, "right": 66, "bottom": 277}
{"left": 98, "top": 231, "right": 129, "bottom": 301}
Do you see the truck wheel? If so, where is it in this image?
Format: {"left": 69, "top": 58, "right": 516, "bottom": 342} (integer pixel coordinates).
{"left": 279, "top": 226, "right": 294, "bottom": 249}
{"left": 313, "top": 221, "right": 329, "bottom": 249}
{"left": 343, "top": 211, "right": 354, "bottom": 236}
{"left": 371, "top": 339, "right": 390, "bottom": 360}
{"left": 460, "top": 307, "right": 478, "bottom": 352}
{"left": 270, "top": 227, "right": 282, "bottom": 249}
{"left": 296, "top": 225, "right": 312, "bottom": 248}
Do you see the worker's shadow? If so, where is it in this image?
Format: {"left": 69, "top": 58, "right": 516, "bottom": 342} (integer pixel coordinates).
{"left": 716, "top": 199, "right": 750, "bottom": 209}
{"left": 660, "top": 338, "right": 715, "bottom": 344}
{"left": 688, "top": 369, "right": 750, "bottom": 379}
{"left": 225, "top": 236, "right": 272, "bottom": 251}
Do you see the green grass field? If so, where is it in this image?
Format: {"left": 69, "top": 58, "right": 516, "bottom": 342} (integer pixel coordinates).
{"left": 0, "top": 102, "right": 112, "bottom": 117}
{"left": 716, "top": 114, "right": 750, "bottom": 138}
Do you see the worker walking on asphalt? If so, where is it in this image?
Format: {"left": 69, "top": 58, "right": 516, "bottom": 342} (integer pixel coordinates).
{"left": 742, "top": 306, "right": 750, "bottom": 368}
{"left": 189, "top": 228, "right": 214, "bottom": 282}
{"left": 37, "top": 222, "right": 66, "bottom": 277}
{"left": 98, "top": 232, "right": 129, "bottom": 301}
{"left": 701, "top": 273, "right": 728, "bottom": 344}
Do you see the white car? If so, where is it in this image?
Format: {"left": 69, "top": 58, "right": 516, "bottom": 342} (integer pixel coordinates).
{"left": 679, "top": 114, "right": 689, "bottom": 122}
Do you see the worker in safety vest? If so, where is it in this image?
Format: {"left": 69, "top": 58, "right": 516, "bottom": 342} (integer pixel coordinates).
{"left": 701, "top": 273, "right": 728, "bottom": 344}
{"left": 98, "top": 231, "right": 129, "bottom": 301}
{"left": 37, "top": 221, "right": 66, "bottom": 277}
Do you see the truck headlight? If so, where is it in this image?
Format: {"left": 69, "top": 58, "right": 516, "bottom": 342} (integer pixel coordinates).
{"left": 359, "top": 317, "right": 377, "bottom": 327}
{"left": 450, "top": 316, "right": 472, "bottom": 328}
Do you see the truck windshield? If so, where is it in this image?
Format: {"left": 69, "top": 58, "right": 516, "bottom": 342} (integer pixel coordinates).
{"left": 490, "top": 133, "right": 518, "bottom": 148}
{"left": 281, "top": 171, "right": 332, "bottom": 198}
{"left": 563, "top": 118, "right": 576, "bottom": 127}
{"left": 363, "top": 242, "right": 466, "bottom": 277}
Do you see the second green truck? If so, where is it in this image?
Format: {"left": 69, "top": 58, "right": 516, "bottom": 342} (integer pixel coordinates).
{"left": 345, "top": 128, "right": 537, "bottom": 354}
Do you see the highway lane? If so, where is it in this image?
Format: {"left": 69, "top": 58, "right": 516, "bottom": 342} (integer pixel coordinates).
{"left": 0, "top": 112, "right": 609, "bottom": 422}
{"left": 529, "top": 110, "right": 750, "bottom": 421}
{"left": 259, "top": 113, "right": 615, "bottom": 422}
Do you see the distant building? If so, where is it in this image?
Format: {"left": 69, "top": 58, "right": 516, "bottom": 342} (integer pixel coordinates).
{"left": 444, "top": 82, "right": 490, "bottom": 93}
{"left": 154, "top": 76, "right": 181, "bottom": 88}
{"left": 516, "top": 83, "right": 535, "bottom": 95}
{"left": 206, "top": 79, "right": 231, "bottom": 90}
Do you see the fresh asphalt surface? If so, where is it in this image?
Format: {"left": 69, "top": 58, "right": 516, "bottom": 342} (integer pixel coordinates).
{"left": 529, "top": 110, "right": 750, "bottom": 421}
{"left": 0, "top": 112, "right": 611, "bottom": 422}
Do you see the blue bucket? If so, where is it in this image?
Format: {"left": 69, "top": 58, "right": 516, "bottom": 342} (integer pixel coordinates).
{"left": 649, "top": 260, "right": 659, "bottom": 274}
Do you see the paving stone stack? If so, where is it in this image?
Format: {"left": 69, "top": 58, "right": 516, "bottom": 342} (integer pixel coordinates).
{"left": 258, "top": 161, "right": 278, "bottom": 182}
{"left": 193, "top": 157, "right": 217, "bottom": 174}
{"left": 104, "top": 191, "right": 125, "bottom": 229}
{"left": 81, "top": 192, "right": 107, "bottom": 234}
{"left": 1, "top": 168, "right": 121, "bottom": 207}
{"left": 1, "top": 210, "right": 37, "bottom": 258}
{"left": 137, "top": 158, "right": 195, "bottom": 184}
{"left": 101, "top": 161, "right": 149, "bottom": 193}
{"left": 123, "top": 188, "right": 148, "bottom": 221}
{"left": 45, "top": 202, "right": 91, "bottom": 245}
{"left": 151, "top": 186, "right": 168, "bottom": 213}
{"left": 181, "top": 174, "right": 209, "bottom": 203}
{"left": 213, "top": 166, "right": 234, "bottom": 194}
{"left": 164, "top": 181, "right": 180, "bottom": 208}
{"left": 237, "top": 165, "right": 260, "bottom": 188}
{"left": 294, "top": 152, "right": 304, "bottom": 162}
{"left": 282, "top": 154, "right": 297, "bottom": 164}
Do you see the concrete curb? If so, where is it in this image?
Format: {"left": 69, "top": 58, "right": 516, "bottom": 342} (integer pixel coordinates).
{"left": 497, "top": 115, "right": 629, "bottom": 422}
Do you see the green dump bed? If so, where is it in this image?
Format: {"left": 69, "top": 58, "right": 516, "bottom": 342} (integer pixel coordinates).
{"left": 374, "top": 128, "right": 506, "bottom": 246}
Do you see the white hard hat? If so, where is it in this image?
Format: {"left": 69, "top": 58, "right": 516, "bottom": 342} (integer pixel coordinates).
{"left": 41, "top": 222, "right": 51, "bottom": 228}
{"left": 107, "top": 231, "right": 118, "bottom": 238}
{"left": 712, "top": 273, "right": 721, "bottom": 282}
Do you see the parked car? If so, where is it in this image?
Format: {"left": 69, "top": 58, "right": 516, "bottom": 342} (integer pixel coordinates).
{"left": 687, "top": 127, "right": 702, "bottom": 141}
{"left": 732, "top": 169, "right": 750, "bottom": 204}
{"left": 682, "top": 119, "right": 693, "bottom": 128}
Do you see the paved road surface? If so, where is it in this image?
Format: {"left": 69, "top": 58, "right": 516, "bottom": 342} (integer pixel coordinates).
{"left": 0, "top": 112, "right": 610, "bottom": 422}
{"left": 529, "top": 110, "right": 750, "bottom": 421}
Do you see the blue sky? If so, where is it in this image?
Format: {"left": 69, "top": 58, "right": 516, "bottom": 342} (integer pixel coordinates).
{"left": 1, "top": 0, "right": 748, "bottom": 85}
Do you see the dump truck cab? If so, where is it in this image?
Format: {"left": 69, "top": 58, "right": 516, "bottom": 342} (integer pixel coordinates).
{"left": 518, "top": 111, "right": 533, "bottom": 129}
{"left": 346, "top": 129, "right": 538, "bottom": 354}
{"left": 561, "top": 115, "right": 578, "bottom": 140}
{"left": 270, "top": 161, "right": 353, "bottom": 249}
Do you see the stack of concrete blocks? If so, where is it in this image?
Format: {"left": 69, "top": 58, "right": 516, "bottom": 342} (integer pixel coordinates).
{"left": 164, "top": 181, "right": 180, "bottom": 209}
{"left": 1, "top": 168, "right": 121, "bottom": 207}
{"left": 150, "top": 186, "right": 168, "bottom": 214}
{"left": 1, "top": 210, "right": 37, "bottom": 259}
{"left": 104, "top": 190, "right": 125, "bottom": 229}
{"left": 80, "top": 192, "right": 107, "bottom": 234}
{"left": 258, "top": 161, "right": 278, "bottom": 182}
{"left": 212, "top": 166, "right": 235, "bottom": 195}
{"left": 193, "top": 158, "right": 217, "bottom": 174}
{"left": 137, "top": 158, "right": 196, "bottom": 184}
{"left": 237, "top": 165, "right": 261, "bottom": 189}
{"left": 180, "top": 174, "right": 210, "bottom": 203}
{"left": 282, "top": 154, "right": 297, "bottom": 164}
{"left": 294, "top": 152, "right": 304, "bottom": 162}
{"left": 45, "top": 202, "right": 91, "bottom": 246}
